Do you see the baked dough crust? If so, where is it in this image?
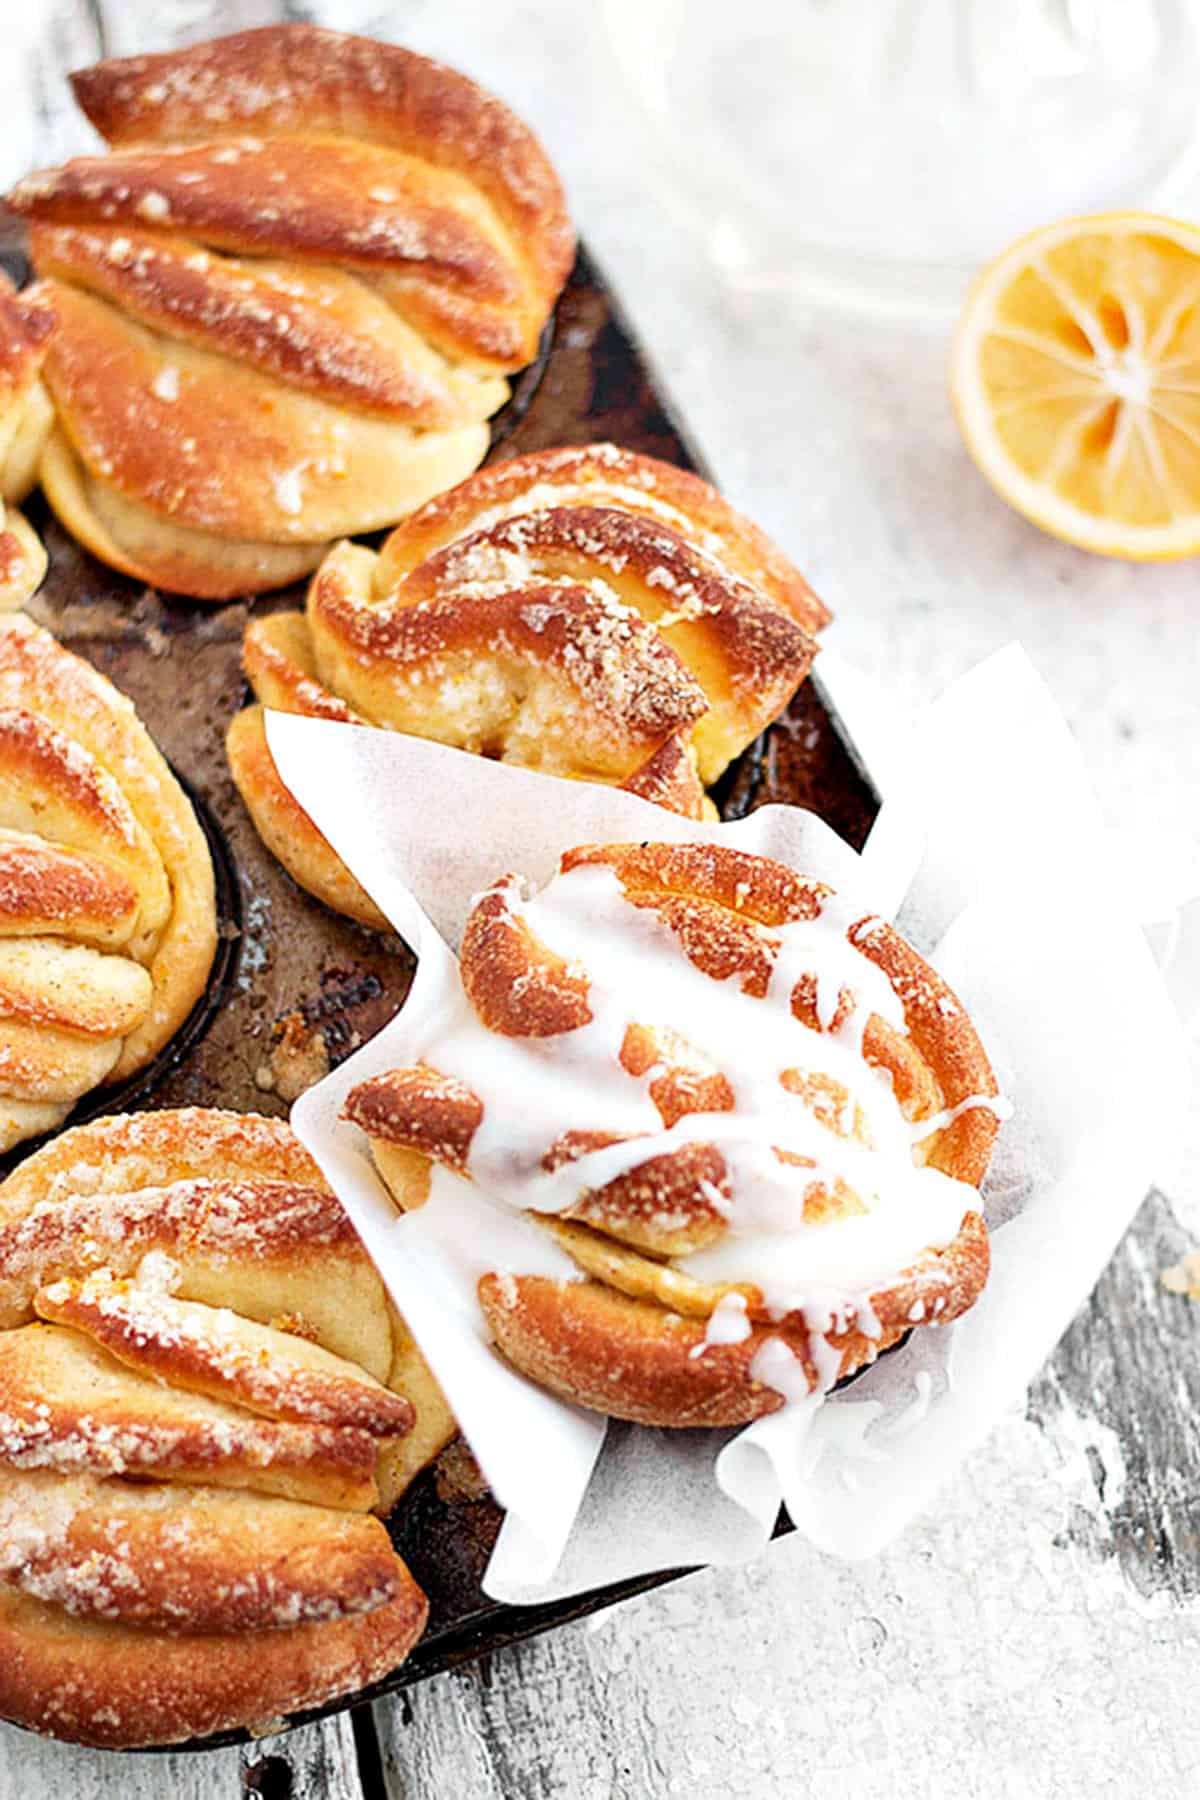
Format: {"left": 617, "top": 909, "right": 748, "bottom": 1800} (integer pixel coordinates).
{"left": 0, "top": 614, "right": 217, "bottom": 1149}
{"left": 348, "top": 843, "right": 999, "bottom": 1427}
{"left": 8, "top": 25, "right": 574, "bottom": 598}
{"left": 0, "top": 1107, "right": 453, "bottom": 1746}
{"left": 0, "top": 276, "right": 54, "bottom": 612}
{"left": 227, "top": 445, "right": 826, "bottom": 923}
{"left": 0, "top": 1583, "right": 427, "bottom": 1750}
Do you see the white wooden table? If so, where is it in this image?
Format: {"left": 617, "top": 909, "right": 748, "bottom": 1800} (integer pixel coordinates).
{"left": 5, "top": 3, "right": 1200, "bottom": 1794}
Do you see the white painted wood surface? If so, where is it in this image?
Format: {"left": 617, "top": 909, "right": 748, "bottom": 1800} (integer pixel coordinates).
{"left": 5, "top": 1, "right": 1200, "bottom": 1793}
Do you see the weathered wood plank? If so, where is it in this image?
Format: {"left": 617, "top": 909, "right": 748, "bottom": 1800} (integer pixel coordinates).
{"left": 0, "top": 1714, "right": 365, "bottom": 1799}
{"left": 241, "top": 1714, "right": 367, "bottom": 1800}
{"left": 1029, "top": 1188, "right": 1200, "bottom": 1604}
{"left": 7, "top": 3, "right": 1200, "bottom": 1798}
{"left": 373, "top": 1232, "right": 1200, "bottom": 1799}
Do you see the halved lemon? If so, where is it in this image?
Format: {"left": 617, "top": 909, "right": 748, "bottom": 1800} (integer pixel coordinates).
{"left": 951, "top": 212, "right": 1200, "bottom": 560}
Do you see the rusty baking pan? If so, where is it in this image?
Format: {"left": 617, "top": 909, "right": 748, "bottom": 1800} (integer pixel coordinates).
{"left": 6, "top": 242, "right": 878, "bottom": 1748}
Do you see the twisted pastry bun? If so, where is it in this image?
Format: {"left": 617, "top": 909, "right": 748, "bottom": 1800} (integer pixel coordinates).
{"left": 0, "top": 276, "right": 54, "bottom": 611}
{"left": 346, "top": 843, "right": 1001, "bottom": 1428}
{"left": 0, "top": 1108, "right": 453, "bottom": 1747}
{"left": 0, "top": 614, "right": 217, "bottom": 1150}
{"left": 7, "top": 25, "right": 574, "bottom": 599}
{"left": 227, "top": 445, "right": 828, "bottom": 928}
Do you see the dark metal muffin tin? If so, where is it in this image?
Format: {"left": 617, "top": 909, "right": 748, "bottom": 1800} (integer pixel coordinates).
{"left": 5, "top": 243, "right": 877, "bottom": 1747}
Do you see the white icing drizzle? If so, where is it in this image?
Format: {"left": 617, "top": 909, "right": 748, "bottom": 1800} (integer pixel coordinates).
{"left": 913, "top": 1090, "right": 1014, "bottom": 1145}
{"left": 688, "top": 1290, "right": 751, "bottom": 1359}
{"left": 751, "top": 1335, "right": 824, "bottom": 1402}
{"left": 750, "top": 1328, "right": 846, "bottom": 1422}
{"left": 409, "top": 860, "right": 1005, "bottom": 1403}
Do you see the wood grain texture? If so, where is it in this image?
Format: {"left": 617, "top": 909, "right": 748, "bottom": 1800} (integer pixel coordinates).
{"left": 0, "top": 1714, "right": 365, "bottom": 1797}
{"left": 2, "top": 3, "right": 101, "bottom": 189}
{"left": 1029, "top": 1189, "right": 1200, "bottom": 1606}
{"left": 8, "top": 0, "right": 1200, "bottom": 1795}
{"left": 374, "top": 1253, "right": 1200, "bottom": 1799}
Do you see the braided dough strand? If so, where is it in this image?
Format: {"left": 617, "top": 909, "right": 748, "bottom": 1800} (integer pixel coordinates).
{"left": 347, "top": 842, "right": 1000, "bottom": 1427}
{"left": 0, "top": 1107, "right": 456, "bottom": 1746}
{"left": 228, "top": 446, "right": 826, "bottom": 924}
{"left": 0, "top": 616, "right": 217, "bottom": 1148}
{"left": 9, "top": 25, "right": 574, "bottom": 598}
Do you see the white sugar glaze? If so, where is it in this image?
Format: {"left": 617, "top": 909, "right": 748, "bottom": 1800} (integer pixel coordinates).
{"left": 689, "top": 1290, "right": 752, "bottom": 1359}
{"left": 742, "top": 1332, "right": 847, "bottom": 1466}
{"left": 407, "top": 860, "right": 1006, "bottom": 1365}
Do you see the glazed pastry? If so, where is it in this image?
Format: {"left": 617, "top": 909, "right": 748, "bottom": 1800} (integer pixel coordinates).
{"left": 0, "top": 613, "right": 217, "bottom": 1149}
{"left": 227, "top": 445, "right": 828, "bottom": 927}
{"left": 0, "top": 276, "right": 54, "bottom": 611}
{"left": 346, "top": 843, "right": 1002, "bottom": 1428}
{"left": 0, "top": 1107, "right": 454, "bottom": 1747}
{"left": 7, "top": 25, "right": 574, "bottom": 599}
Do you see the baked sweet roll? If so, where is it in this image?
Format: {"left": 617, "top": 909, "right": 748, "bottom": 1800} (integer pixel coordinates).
{"left": 0, "top": 276, "right": 54, "bottom": 611}
{"left": 0, "top": 1107, "right": 454, "bottom": 1747}
{"left": 0, "top": 614, "right": 217, "bottom": 1150}
{"left": 227, "top": 445, "right": 829, "bottom": 927}
{"left": 7, "top": 25, "right": 574, "bottom": 598}
{"left": 345, "top": 843, "right": 1004, "bottom": 1427}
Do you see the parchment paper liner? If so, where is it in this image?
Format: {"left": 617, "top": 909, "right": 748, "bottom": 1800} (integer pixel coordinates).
{"left": 269, "top": 646, "right": 1195, "bottom": 1600}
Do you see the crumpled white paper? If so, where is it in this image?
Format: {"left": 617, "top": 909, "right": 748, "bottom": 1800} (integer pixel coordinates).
{"left": 272, "top": 645, "right": 1196, "bottom": 1602}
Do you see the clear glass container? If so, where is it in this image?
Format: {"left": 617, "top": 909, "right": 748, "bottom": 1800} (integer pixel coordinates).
{"left": 599, "top": 0, "right": 1200, "bottom": 320}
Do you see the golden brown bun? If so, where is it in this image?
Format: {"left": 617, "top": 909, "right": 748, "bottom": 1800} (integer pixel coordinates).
{"left": 0, "top": 1107, "right": 455, "bottom": 1496}
{"left": 9, "top": 25, "right": 574, "bottom": 598}
{"left": 0, "top": 1581, "right": 426, "bottom": 1750}
{"left": 0, "top": 506, "right": 48, "bottom": 614}
{"left": 0, "top": 1471, "right": 410, "bottom": 1636}
{"left": 0, "top": 1107, "right": 453, "bottom": 1746}
{"left": 227, "top": 445, "right": 825, "bottom": 923}
{"left": 373, "top": 443, "right": 827, "bottom": 638}
{"left": 0, "top": 1324, "right": 385, "bottom": 1511}
{"left": 347, "top": 843, "right": 997, "bottom": 1427}
{"left": 476, "top": 1217, "right": 989, "bottom": 1427}
{"left": 68, "top": 24, "right": 573, "bottom": 349}
{"left": 226, "top": 703, "right": 389, "bottom": 931}
{"left": 0, "top": 614, "right": 217, "bottom": 1149}
{"left": 325, "top": 445, "right": 825, "bottom": 785}
{"left": 0, "top": 276, "right": 55, "bottom": 611}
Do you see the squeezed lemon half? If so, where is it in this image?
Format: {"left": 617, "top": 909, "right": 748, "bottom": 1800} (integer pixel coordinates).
{"left": 951, "top": 212, "right": 1200, "bottom": 559}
